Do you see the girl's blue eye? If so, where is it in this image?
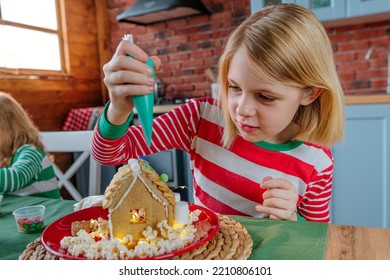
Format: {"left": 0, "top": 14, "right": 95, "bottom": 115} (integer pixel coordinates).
{"left": 259, "top": 94, "right": 275, "bottom": 102}
{"left": 228, "top": 85, "right": 241, "bottom": 93}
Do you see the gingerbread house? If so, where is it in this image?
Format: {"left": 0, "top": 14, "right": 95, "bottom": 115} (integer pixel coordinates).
{"left": 102, "top": 159, "right": 176, "bottom": 241}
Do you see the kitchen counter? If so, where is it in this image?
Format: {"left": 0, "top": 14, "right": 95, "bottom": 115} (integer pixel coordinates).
{"left": 62, "top": 104, "right": 182, "bottom": 131}
{"left": 134, "top": 104, "right": 181, "bottom": 115}
{"left": 149, "top": 96, "right": 390, "bottom": 108}
{"left": 148, "top": 95, "right": 390, "bottom": 108}
{"left": 63, "top": 94, "right": 390, "bottom": 131}
{"left": 345, "top": 93, "right": 390, "bottom": 104}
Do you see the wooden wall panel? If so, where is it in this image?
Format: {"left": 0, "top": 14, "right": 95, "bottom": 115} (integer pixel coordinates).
{"left": 0, "top": 0, "right": 112, "bottom": 199}
{"left": 0, "top": 0, "right": 110, "bottom": 131}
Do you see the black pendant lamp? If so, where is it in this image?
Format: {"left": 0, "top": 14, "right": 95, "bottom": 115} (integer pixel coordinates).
{"left": 117, "top": 0, "right": 211, "bottom": 25}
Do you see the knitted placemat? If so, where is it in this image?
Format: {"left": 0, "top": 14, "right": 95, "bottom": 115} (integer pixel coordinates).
{"left": 19, "top": 215, "right": 253, "bottom": 260}
{"left": 19, "top": 238, "right": 58, "bottom": 260}
{"left": 172, "top": 215, "right": 253, "bottom": 260}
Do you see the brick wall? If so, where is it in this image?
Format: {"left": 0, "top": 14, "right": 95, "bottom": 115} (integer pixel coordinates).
{"left": 107, "top": 1, "right": 389, "bottom": 98}
{"left": 107, "top": 0, "right": 250, "bottom": 100}
{"left": 329, "top": 20, "right": 390, "bottom": 95}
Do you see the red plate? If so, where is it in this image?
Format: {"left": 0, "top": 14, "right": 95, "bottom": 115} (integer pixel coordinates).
{"left": 41, "top": 204, "right": 219, "bottom": 260}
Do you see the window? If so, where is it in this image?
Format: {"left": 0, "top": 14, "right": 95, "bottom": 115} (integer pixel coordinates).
{"left": 0, "top": 0, "right": 63, "bottom": 74}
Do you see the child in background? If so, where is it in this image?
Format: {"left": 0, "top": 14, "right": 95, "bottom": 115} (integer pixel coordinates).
{"left": 0, "top": 92, "right": 60, "bottom": 198}
{"left": 91, "top": 4, "right": 344, "bottom": 222}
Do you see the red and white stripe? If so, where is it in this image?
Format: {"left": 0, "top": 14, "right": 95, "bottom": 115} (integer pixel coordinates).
{"left": 91, "top": 97, "right": 334, "bottom": 222}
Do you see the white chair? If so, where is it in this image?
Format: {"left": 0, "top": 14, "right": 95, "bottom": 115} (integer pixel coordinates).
{"left": 39, "top": 131, "right": 101, "bottom": 200}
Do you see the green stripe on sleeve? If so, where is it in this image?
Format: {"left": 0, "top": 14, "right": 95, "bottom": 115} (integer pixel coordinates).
{"left": 98, "top": 101, "right": 134, "bottom": 139}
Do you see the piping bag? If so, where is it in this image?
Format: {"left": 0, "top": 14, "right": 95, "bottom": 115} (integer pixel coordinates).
{"left": 122, "top": 34, "right": 154, "bottom": 147}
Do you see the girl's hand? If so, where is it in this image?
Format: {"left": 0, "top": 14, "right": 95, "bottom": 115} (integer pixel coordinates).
{"left": 102, "top": 39, "right": 161, "bottom": 125}
{"left": 255, "top": 176, "right": 299, "bottom": 221}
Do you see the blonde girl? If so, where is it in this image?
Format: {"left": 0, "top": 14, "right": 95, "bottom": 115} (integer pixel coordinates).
{"left": 91, "top": 4, "right": 344, "bottom": 222}
{"left": 0, "top": 92, "right": 60, "bottom": 198}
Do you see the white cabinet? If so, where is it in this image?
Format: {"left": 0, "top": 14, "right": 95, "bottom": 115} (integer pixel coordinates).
{"left": 348, "top": 0, "right": 390, "bottom": 17}
{"left": 250, "top": 0, "right": 297, "bottom": 14}
{"left": 294, "top": 0, "right": 346, "bottom": 21}
{"left": 250, "top": 0, "right": 390, "bottom": 21}
{"left": 250, "top": 0, "right": 265, "bottom": 13}
{"left": 251, "top": 0, "right": 345, "bottom": 20}
{"left": 331, "top": 103, "right": 390, "bottom": 228}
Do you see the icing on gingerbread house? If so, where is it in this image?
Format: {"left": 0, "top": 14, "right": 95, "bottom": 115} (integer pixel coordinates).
{"left": 102, "top": 158, "right": 176, "bottom": 242}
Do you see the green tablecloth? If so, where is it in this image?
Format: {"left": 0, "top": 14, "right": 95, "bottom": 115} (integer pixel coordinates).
{"left": 231, "top": 215, "right": 328, "bottom": 260}
{"left": 0, "top": 195, "right": 328, "bottom": 260}
{"left": 0, "top": 195, "right": 75, "bottom": 260}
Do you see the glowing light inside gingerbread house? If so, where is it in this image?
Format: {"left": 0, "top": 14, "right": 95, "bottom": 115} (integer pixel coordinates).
{"left": 129, "top": 209, "right": 145, "bottom": 224}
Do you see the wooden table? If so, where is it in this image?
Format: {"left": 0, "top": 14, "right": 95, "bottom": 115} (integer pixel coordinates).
{"left": 325, "top": 224, "right": 390, "bottom": 259}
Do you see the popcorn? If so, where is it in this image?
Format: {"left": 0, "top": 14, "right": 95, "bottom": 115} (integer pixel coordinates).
{"left": 60, "top": 210, "right": 201, "bottom": 259}
{"left": 143, "top": 226, "right": 158, "bottom": 241}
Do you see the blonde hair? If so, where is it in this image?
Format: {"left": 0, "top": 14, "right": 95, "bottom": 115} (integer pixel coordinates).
{"left": 0, "top": 92, "right": 46, "bottom": 167}
{"left": 218, "top": 4, "right": 344, "bottom": 148}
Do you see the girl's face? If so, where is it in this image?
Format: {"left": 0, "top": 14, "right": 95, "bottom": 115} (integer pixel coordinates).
{"left": 227, "top": 47, "right": 313, "bottom": 144}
